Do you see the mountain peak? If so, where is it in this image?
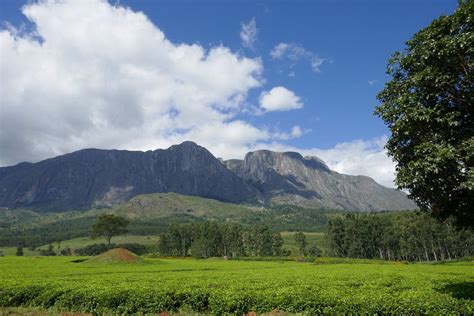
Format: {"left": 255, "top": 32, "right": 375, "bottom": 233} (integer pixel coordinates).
{"left": 0, "top": 143, "right": 416, "bottom": 212}
{"left": 226, "top": 148, "right": 416, "bottom": 211}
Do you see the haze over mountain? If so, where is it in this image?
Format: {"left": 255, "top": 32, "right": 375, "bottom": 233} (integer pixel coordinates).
{"left": 0, "top": 141, "right": 416, "bottom": 212}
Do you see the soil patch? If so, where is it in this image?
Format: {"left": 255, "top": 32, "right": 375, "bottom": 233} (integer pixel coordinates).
{"left": 85, "top": 248, "right": 142, "bottom": 264}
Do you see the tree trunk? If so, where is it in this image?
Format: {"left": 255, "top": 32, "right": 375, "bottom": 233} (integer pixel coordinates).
{"left": 431, "top": 240, "right": 438, "bottom": 262}
{"left": 445, "top": 245, "right": 452, "bottom": 260}
{"left": 423, "top": 244, "right": 429, "bottom": 261}
{"left": 378, "top": 248, "right": 384, "bottom": 260}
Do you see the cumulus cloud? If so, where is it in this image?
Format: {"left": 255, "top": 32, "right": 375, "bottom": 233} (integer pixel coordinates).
{"left": 308, "top": 136, "right": 396, "bottom": 188}
{"left": 240, "top": 17, "right": 257, "bottom": 49}
{"left": 270, "top": 125, "right": 311, "bottom": 141}
{"left": 270, "top": 42, "right": 327, "bottom": 73}
{"left": 0, "top": 0, "right": 396, "bottom": 188}
{"left": 259, "top": 86, "right": 303, "bottom": 112}
{"left": 0, "top": 0, "right": 280, "bottom": 165}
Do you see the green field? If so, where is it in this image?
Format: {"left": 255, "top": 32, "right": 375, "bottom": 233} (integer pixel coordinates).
{"left": 0, "top": 256, "right": 472, "bottom": 314}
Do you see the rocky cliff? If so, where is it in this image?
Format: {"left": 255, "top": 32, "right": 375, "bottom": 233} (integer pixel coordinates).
{"left": 224, "top": 150, "right": 416, "bottom": 211}
{"left": 0, "top": 142, "right": 416, "bottom": 212}
{"left": 0, "top": 142, "right": 259, "bottom": 211}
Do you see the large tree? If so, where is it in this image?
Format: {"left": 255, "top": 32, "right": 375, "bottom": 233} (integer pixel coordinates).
{"left": 375, "top": 0, "right": 474, "bottom": 226}
{"left": 92, "top": 214, "right": 129, "bottom": 245}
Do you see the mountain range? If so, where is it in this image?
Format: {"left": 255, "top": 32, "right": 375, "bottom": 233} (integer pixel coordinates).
{"left": 0, "top": 141, "right": 416, "bottom": 212}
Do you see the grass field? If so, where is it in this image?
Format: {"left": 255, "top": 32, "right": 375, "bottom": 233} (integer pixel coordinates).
{"left": 0, "top": 256, "right": 472, "bottom": 314}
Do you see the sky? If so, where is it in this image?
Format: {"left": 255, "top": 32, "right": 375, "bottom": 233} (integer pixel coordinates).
{"left": 0, "top": 0, "right": 457, "bottom": 187}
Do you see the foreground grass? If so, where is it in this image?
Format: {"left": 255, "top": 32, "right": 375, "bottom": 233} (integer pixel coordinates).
{"left": 0, "top": 257, "right": 473, "bottom": 314}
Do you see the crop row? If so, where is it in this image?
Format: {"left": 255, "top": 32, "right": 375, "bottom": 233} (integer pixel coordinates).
{"left": 1, "top": 257, "right": 473, "bottom": 314}
{"left": 1, "top": 282, "right": 472, "bottom": 314}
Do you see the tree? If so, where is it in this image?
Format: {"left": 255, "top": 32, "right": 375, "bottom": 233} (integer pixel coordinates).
{"left": 293, "top": 231, "right": 307, "bottom": 255}
{"left": 16, "top": 241, "right": 24, "bottom": 256}
{"left": 375, "top": 0, "right": 474, "bottom": 226}
{"left": 39, "top": 244, "right": 56, "bottom": 256}
{"left": 16, "top": 246, "right": 23, "bottom": 256}
{"left": 308, "top": 244, "right": 321, "bottom": 257}
{"left": 271, "top": 232, "right": 284, "bottom": 256}
{"left": 92, "top": 214, "right": 129, "bottom": 245}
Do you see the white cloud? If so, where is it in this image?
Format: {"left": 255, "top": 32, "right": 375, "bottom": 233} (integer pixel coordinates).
{"left": 270, "top": 125, "right": 310, "bottom": 141}
{"left": 0, "top": 0, "right": 396, "bottom": 189}
{"left": 291, "top": 125, "right": 303, "bottom": 138}
{"left": 368, "top": 80, "right": 378, "bottom": 85}
{"left": 310, "top": 57, "right": 325, "bottom": 73}
{"left": 0, "top": 0, "right": 276, "bottom": 166}
{"left": 270, "top": 43, "right": 289, "bottom": 59}
{"left": 240, "top": 17, "right": 257, "bottom": 49}
{"left": 270, "top": 42, "right": 327, "bottom": 73}
{"left": 307, "top": 136, "right": 395, "bottom": 188}
{"left": 259, "top": 86, "right": 303, "bottom": 112}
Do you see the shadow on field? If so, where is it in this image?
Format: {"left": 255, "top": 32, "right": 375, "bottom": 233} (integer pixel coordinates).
{"left": 439, "top": 282, "right": 474, "bottom": 300}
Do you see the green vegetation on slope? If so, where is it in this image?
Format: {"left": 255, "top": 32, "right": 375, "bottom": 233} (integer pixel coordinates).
{"left": 0, "top": 257, "right": 472, "bottom": 314}
{"left": 114, "top": 192, "right": 258, "bottom": 220}
{"left": 0, "top": 193, "right": 333, "bottom": 247}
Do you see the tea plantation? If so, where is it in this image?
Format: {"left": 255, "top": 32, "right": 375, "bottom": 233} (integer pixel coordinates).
{"left": 0, "top": 257, "right": 473, "bottom": 314}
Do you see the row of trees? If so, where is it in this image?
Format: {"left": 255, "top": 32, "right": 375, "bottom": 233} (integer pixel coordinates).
{"left": 327, "top": 212, "right": 474, "bottom": 261}
{"left": 158, "top": 222, "right": 287, "bottom": 258}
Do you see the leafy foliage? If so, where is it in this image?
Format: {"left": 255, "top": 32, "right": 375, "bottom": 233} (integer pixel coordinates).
{"left": 327, "top": 212, "right": 474, "bottom": 261}
{"left": 158, "top": 222, "right": 285, "bottom": 258}
{"left": 91, "top": 214, "right": 129, "bottom": 245}
{"left": 375, "top": 1, "right": 474, "bottom": 225}
{"left": 293, "top": 231, "right": 307, "bottom": 255}
{"left": 0, "top": 257, "right": 473, "bottom": 314}
{"left": 0, "top": 198, "right": 335, "bottom": 248}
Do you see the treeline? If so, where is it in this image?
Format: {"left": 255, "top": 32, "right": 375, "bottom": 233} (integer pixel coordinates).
{"left": 0, "top": 216, "right": 96, "bottom": 247}
{"left": 327, "top": 212, "right": 474, "bottom": 261}
{"left": 158, "top": 222, "right": 287, "bottom": 258}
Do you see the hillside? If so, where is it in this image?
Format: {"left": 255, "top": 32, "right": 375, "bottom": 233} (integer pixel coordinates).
{"left": 0, "top": 141, "right": 416, "bottom": 212}
{"left": 0, "top": 193, "right": 332, "bottom": 247}
{"left": 113, "top": 192, "right": 258, "bottom": 220}
{"left": 225, "top": 150, "right": 416, "bottom": 211}
{"left": 0, "top": 142, "right": 259, "bottom": 211}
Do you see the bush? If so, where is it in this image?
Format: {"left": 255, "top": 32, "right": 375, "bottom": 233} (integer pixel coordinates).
{"left": 39, "top": 245, "right": 56, "bottom": 256}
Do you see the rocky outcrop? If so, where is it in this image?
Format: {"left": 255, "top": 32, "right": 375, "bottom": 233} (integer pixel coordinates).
{"left": 0, "top": 142, "right": 416, "bottom": 212}
{"left": 0, "top": 142, "right": 259, "bottom": 211}
{"left": 224, "top": 150, "right": 416, "bottom": 211}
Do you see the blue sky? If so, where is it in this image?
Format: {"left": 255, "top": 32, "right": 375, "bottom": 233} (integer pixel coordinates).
{"left": 0, "top": 0, "right": 458, "bottom": 186}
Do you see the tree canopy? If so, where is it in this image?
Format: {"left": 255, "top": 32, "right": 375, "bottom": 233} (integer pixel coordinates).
{"left": 91, "top": 214, "right": 129, "bottom": 245}
{"left": 375, "top": 0, "right": 474, "bottom": 226}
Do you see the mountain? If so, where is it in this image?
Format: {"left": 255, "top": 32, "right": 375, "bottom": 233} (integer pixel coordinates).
{"left": 0, "top": 141, "right": 416, "bottom": 212}
{"left": 0, "top": 142, "right": 259, "bottom": 211}
{"left": 224, "top": 150, "right": 416, "bottom": 211}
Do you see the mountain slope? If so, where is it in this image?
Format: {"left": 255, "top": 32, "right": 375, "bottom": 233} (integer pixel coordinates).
{"left": 0, "top": 142, "right": 259, "bottom": 211}
{"left": 113, "top": 192, "right": 258, "bottom": 220}
{"left": 0, "top": 142, "right": 416, "bottom": 212}
{"left": 224, "top": 150, "right": 416, "bottom": 211}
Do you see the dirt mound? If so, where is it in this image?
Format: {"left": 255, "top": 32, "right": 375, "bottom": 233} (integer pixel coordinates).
{"left": 85, "top": 248, "right": 142, "bottom": 264}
